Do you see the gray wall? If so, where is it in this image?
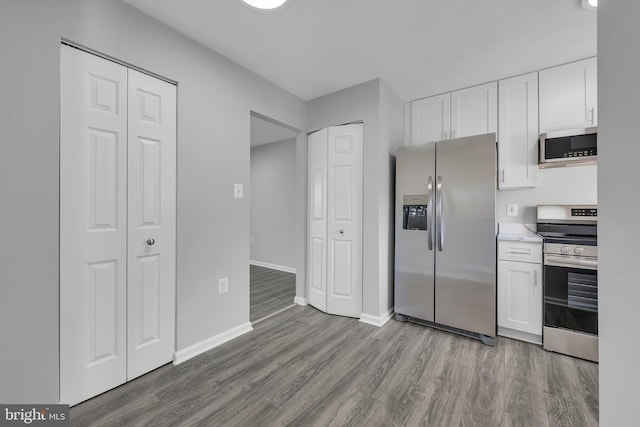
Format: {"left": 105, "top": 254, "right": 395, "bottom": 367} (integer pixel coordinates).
{"left": 250, "top": 138, "right": 297, "bottom": 270}
{"left": 497, "top": 165, "right": 598, "bottom": 223}
{"left": 0, "top": 0, "right": 305, "bottom": 403}
{"left": 598, "top": 1, "right": 640, "bottom": 425}
{"left": 0, "top": 0, "right": 64, "bottom": 405}
{"left": 378, "top": 81, "right": 405, "bottom": 314}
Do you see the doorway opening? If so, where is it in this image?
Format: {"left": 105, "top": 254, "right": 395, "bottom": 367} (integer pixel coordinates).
{"left": 249, "top": 112, "right": 298, "bottom": 323}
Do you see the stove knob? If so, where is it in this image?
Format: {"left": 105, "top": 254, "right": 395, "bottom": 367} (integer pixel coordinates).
{"left": 561, "top": 246, "right": 570, "bottom": 254}
{"left": 574, "top": 247, "right": 585, "bottom": 255}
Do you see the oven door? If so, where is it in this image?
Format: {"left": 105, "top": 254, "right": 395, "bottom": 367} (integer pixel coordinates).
{"left": 544, "top": 255, "right": 598, "bottom": 335}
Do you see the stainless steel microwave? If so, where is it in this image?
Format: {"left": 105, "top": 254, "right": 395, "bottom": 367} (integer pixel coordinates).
{"left": 539, "top": 127, "right": 597, "bottom": 166}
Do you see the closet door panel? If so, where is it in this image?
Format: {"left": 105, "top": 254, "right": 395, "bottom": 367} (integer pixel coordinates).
{"left": 127, "top": 69, "right": 177, "bottom": 381}
{"left": 60, "top": 45, "right": 128, "bottom": 406}
{"left": 307, "top": 129, "right": 328, "bottom": 312}
{"left": 326, "top": 124, "right": 363, "bottom": 318}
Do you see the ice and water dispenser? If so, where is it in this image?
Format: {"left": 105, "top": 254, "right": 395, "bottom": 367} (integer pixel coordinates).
{"left": 402, "top": 195, "right": 428, "bottom": 231}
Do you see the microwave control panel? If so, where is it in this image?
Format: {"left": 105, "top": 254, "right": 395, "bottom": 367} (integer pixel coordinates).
{"left": 571, "top": 208, "right": 597, "bottom": 217}
{"left": 563, "top": 148, "right": 597, "bottom": 158}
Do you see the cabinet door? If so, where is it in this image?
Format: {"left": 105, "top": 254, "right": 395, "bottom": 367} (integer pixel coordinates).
{"left": 539, "top": 57, "right": 597, "bottom": 133}
{"left": 451, "top": 82, "right": 497, "bottom": 139}
{"left": 498, "top": 260, "right": 542, "bottom": 336}
{"left": 498, "top": 73, "right": 539, "bottom": 189}
{"left": 411, "top": 93, "right": 451, "bottom": 145}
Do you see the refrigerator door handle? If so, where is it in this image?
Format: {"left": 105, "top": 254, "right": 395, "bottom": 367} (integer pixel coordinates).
{"left": 427, "top": 176, "right": 434, "bottom": 250}
{"left": 436, "top": 175, "right": 443, "bottom": 251}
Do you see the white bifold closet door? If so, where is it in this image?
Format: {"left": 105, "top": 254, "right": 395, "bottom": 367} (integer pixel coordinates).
{"left": 307, "top": 124, "right": 363, "bottom": 318}
{"left": 60, "top": 45, "right": 176, "bottom": 406}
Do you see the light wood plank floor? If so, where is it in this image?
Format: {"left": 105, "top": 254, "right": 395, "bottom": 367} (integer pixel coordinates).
{"left": 250, "top": 264, "right": 296, "bottom": 322}
{"left": 70, "top": 306, "right": 598, "bottom": 426}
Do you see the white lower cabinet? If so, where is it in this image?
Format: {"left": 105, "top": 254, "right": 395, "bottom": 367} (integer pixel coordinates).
{"left": 498, "top": 240, "right": 542, "bottom": 344}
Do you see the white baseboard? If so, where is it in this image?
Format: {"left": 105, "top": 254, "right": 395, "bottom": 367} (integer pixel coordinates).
{"left": 294, "top": 296, "right": 308, "bottom": 306}
{"left": 359, "top": 308, "right": 394, "bottom": 327}
{"left": 173, "top": 322, "right": 253, "bottom": 365}
{"left": 498, "top": 326, "right": 542, "bottom": 345}
{"left": 250, "top": 260, "right": 296, "bottom": 274}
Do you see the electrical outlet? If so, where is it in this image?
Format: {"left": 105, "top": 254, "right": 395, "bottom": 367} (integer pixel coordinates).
{"left": 234, "top": 184, "right": 243, "bottom": 198}
{"left": 507, "top": 203, "right": 518, "bottom": 217}
{"left": 218, "top": 277, "right": 229, "bottom": 294}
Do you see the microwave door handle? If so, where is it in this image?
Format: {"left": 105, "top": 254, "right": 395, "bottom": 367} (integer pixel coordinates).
{"left": 436, "top": 176, "right": 443, "bottom": 252}
{"left": 427, "top": 176, "right": 434, "bottom": 251}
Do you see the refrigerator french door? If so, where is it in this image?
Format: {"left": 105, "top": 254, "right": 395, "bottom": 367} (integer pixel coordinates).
{"left": 394, "top": 133, "right": 497, "bottom": 344}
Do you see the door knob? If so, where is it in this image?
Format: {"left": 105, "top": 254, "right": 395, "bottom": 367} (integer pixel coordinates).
{"left": 146, "top": 238, "right": 155, "bottom": 246}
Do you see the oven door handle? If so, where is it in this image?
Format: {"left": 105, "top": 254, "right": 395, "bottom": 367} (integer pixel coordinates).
{"left": 545, "top": 255, "right": 598, "bottom": 270}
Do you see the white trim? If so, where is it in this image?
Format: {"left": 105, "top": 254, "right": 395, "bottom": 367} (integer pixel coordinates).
{"left": 250, "top": 259, "right": 296, "bottom": 274}
{"left": 294, "top": 296, "right": 308, "bottom": 306}
{"left": 498, "top": 326, "right": 542, "bottom": 345}
{"left": 173, "top": 322, "right": 253, "bottom": 365}
{"left": 359, "top": 308, "right": 394, "bottom": 327}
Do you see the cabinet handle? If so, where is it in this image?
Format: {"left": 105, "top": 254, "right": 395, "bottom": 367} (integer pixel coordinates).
{"left": 501, "top": 169, "right": 505, "bottom": 183}
{"left": 589, "top": 107, "right": 595, "bottom": 125}
{"left": 508, "top": 248, "right": 531, "bottom": 254}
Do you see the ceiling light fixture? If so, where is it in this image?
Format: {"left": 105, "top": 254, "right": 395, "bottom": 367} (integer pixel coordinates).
{"left": 581, "top": 0, "right": 597, "bottom": 11}
{"left": 242, "top": 0, "right": 287, "bottom": 10}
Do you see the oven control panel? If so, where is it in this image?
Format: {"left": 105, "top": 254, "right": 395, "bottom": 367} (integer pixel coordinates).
{"left": 544, "top": 242, "right": 598, "bottom": 259}
{"left": 571, "top": 208, "right": 597, "bottom": 217}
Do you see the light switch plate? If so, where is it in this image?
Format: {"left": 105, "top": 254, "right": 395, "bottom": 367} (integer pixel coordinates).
{"left": 234, "top": 184, "right": 243, "bottom": 198}
{"left": 507, "top": 203, "right": 518, "bottom": 217}
{"left": 218, "top": 277, "right": 229, "bottom": 294}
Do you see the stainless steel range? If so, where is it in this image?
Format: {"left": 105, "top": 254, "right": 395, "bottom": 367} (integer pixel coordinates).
{"left": 537, "top": 205, "right": 598, "bottom": 362}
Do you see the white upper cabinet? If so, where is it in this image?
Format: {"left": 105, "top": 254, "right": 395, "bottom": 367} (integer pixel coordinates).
{"left": 451, "top": 82, "right": 497, "bottom": 139}
{"left": 411, "top": 93, "right": 451, "bottom": 145}
{"left": 498, "top": 72, "right": 539, "bottom": 189}
{"left": 539, "top": 57, "right": 597, "bottom": 133}
{"left": 410, "top": 82, "right": 497, "bottom": 146}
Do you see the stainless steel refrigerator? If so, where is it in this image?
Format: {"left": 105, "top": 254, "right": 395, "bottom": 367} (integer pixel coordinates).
{"left": 394, "top": 133, "right": 497, "bottom": 344}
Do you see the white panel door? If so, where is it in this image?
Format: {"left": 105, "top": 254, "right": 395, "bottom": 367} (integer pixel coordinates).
{"left": 498, "top": 260, "right": 542, "bottom": 336}
{"left": 411, "top": 93, "right": 451, "bottom": 144}
{"left": 451, "top": 82, "right": 497, "bottom": 139}
{"left": 126, "top": 69, "right": 176, "bottom": 381}
{"left": 60, "top": 45, "right": 128, "bottom": 406}
{"left": 326, "top": 124, "right": 363, "bottom": 317}
{"left": 307, "top": 129, "right": 328, "bottom": 312}
{"left": 539, "top": 57, "right": 597, "bottom": 133}
{"left": 498, "top": 72, "right": 539, "bottom": 189}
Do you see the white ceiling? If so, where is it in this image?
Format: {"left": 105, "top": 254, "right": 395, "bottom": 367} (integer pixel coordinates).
{"left": 250, "top": 115, "right": 297, "bottom": 147}
{"left": 122, "top": 0, "right": 597, "bottom": 102}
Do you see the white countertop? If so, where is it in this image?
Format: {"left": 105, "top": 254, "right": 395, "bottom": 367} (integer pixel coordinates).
{"left": 498, "top": 223, "right": 543, "bottom": 243}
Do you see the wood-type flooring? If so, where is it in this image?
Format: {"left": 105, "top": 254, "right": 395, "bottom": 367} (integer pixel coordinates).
{"left": 71, "top": 306, "right": 598, "bottom": 426}
{"left": 250, "top": 264, "right": 296, "bottom": 322}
